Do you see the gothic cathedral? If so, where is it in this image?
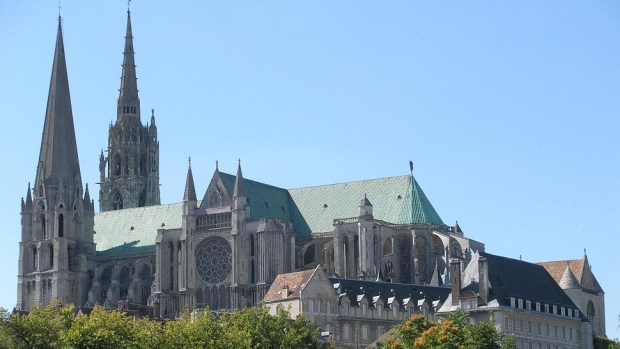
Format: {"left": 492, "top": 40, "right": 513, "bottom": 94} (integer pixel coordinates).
{"left": 18, "top": 11, "right": 484, "bottom": 317}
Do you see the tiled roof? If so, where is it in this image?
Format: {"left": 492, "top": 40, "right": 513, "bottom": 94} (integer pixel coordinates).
{"left": 288, "top": 175, "right": 443, "bottom": 235}
{"left": 538, "top": 259, "right": 585, "bottom": 285}
{"left": 263, "top": 268, "right": 317, "bottom": 302}
{"left": 94, "top": 203, "right": 183, "bottom": 257}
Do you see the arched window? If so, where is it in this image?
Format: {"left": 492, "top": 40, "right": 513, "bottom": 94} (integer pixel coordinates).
{"left": 416, "top": 236, "right": 427, "bottom": 283}
{"left": 353, "top": 235, "right": 360, "bottom": 277}
{"left": 138, "top": 190, "right": 146, "bottom": 207}
{"left": 304, "top": 245, "right": 316, "bottom": 266}
{"left": 383, "top": 238, "right": 393, "bottom": 256}
{"left": 32, "top": 246, "right": 38, "bottom": 271}
{"left": 168, "top": 241, "right": 174, "bottom": 264}
{"left": 587, "top": 300, "right": 595, "bottom": 321}
{"left": 58, "top": 214, "right": 64, "bottom": 238}
{"left": 119, "top": 266, "right": 131, "bottom": 300}
{"left": 250, "top": 235, "right": 255, "bottom": 257}
{"left": 112, "top": 193, "right": 123, "bottom": 210}
{"left": 342, "top": 236, "right": 349, "bottom": 278}
{"left": 399, "top": 236, "right": 412, "bottom": 283}
{"left": 432, "top": 235, "right": 443, "bottom": 255}
{"left": 40, "top": 214, "right": 46, "bottom": 239}
{"left": 114, "top": 154, "right": 122, "bottom": 176}
{"left": 49, "top": 244, "right": 54, "bottom": 268}
{"left": 196, "top": 288, "right": 203, "bottom": 308}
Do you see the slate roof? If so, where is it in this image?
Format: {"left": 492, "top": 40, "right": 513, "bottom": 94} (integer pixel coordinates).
{"left": 94, "top": 204, "right": 182, "bottom": 257}
{"left": 263, "top": 267, "right": 318, "bottom": 302}
{"left": 330, "top": 277, "right": 450, "bottom": 309}
{"left": 477, "top": 251, "right": 579, "bottom": 310}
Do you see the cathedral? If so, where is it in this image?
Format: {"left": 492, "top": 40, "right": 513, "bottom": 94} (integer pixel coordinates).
{"left": 17, "top": 11, "right": 482, "bottom": 317}
{"left": 17, "top": 13, "right": 604, "bottom": 345}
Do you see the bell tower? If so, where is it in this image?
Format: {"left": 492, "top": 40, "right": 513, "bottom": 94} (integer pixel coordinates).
{"left": 18, "top": 17, "right": 95, "bottom": 310}
{"left": 99, "top": 10, "right": 160, "bottom": 211}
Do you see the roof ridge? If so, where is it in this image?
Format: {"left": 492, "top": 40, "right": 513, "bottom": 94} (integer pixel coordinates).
{"left": 288, "top": 175, "right": 411, "bottom": 191}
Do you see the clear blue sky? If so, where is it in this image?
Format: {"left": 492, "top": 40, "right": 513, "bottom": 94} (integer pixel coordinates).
{"left": 1, "top": 0, "right": 619, "bottom": 337}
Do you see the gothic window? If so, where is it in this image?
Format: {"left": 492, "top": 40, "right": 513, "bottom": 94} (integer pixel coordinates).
{"left": 40, "top": 214, "right": 46, "bottom": 239}
{"left": 100, "top": 267, "right": 113, "bottom": 300}
{"left": 343, "top": 324, "right": 351, "bottom": 340}
{"left": 138, "top": 264, "right": 153, "bottom": 304}
{"left": 48, "top": 244, "right": 54, "bottom": 268}
{"left": 399, "top": 236, "right": 411, "bottom": 283}
{"left": 112, "top": 193, "right": 123, "bottom": 210}
{"left": 58, "top": 214, "right": 64, "bottom": 238}
{"left": 119, "top": 266, "right": 131, "bottom": 300}
{"left": 168, "top": 242, "right": 174, "bottom": 264}
{"left": 342, "top": 236, "right": 349, "bottom": 278}
{"left": 208, "top": 190, "right": 222, "bottom": 208}
{"left": 138, "top": 190, "right": 146, "bottom": 207}
{"left": 587, "top": 300, "right": 595, "bottom": 321}
{"left": 383, "top": 237, "right": 393, "bottom": 256}
{"left": 304, "top": 245, "right": 316, "bottom": 266}
{"left": 195, "top": 237, "right": 232, "bottom": 284}
{"left": 32, "top": 246, "right": 38, "bottom": 271}
{"left": 114, "top": 154, "right": 122, "bottom": 176}
{"left": 353, "top": 235, "right": 360, "bottom": 277}
{"left": 416, "top": 236, "right": 427, "bottom": 283}
{"left": 251, "top": 260, "right": 255, "bottom": 284}
{"left": 431, "top": 235, "right": 443, "bottom": 255}
{"left": 140, "top": 156, "right": 146, "bottom": 176}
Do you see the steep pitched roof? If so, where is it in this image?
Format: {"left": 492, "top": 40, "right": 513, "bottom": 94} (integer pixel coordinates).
{"left": 538, "top": 256, "right": 604, "bottom": 293}
{"left": 288, "top": 175, "right": 443, "bottom": 235}
{"left": 263, "top": 268, "right": 317, "bottom": 302}
{"left": 219, "top": 173, "right": 292, "bottom": 223}
{"left": 475, "top": 252, "right": 579, "bottom": 310}
{"left": 94, "top": 203, "right": 183, "bottom": 257}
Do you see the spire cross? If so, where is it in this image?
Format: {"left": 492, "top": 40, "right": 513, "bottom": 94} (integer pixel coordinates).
{"left": 58, "top": 0, "right": 61, "bottom": 18}
{"left": 188, "top": 157, "right": 191, "bottom": 168}
{"left": 215, "top": 160, "right": 218, "bottom": 170}
{"left": 128, "top": 0, "right": 131, "bottom": 11}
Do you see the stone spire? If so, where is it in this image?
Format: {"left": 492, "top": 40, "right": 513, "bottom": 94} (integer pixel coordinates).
{"left": 184, "top": 159, "right": 197, "bottom": 202}
{"left": 36, "top": 17, "right": 82, "bottom": 199}
{"left": 233, "top": 160, "right": 245, "bottom": 198}
{"left": 117, "top": 10, "right": 140, "bottom": 119}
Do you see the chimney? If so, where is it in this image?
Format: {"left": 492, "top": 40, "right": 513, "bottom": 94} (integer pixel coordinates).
{"left": 450, "top": 259, "right": 461, "bottom": 306}
{"left": 478, "top": 257, "right": 488, "bottom": 304}
{"left": 282, "top": 285, "right": 289, "bottom": 299}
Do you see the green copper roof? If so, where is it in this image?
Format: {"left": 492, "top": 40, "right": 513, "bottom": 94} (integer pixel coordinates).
{"left": 219, "top": 172, "right": 292, "bottom": 222}
{"left": 94, "top": 203, "right": 183, "bottom": 257}
{"left": 93, "top": 174, "right": 443, "bottom": 256}
{"left": 288, "top": 175, "right": 443, "bottom": 235}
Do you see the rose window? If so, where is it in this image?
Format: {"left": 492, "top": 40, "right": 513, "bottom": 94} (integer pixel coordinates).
{"left": 196, "top": 237, "right": 232, "bottom": 283}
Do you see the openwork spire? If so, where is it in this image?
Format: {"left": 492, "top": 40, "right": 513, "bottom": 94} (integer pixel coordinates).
{"left": 36, "top": 17, "right": 82, "bottom": 194}
{"left": 118, "top": 10, "right": 140, "bottom": 118}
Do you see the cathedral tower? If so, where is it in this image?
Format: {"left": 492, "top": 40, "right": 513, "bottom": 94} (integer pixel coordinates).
{"left": 18, "top": 17, "right": 95, "bottom": 310}
{"left": 99, "top": 10, "right": 160, "bottom": 211}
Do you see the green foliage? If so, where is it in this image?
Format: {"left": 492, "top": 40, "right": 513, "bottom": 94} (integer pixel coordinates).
{"left": 376, "top": 310, "right": 515, "bottom": 349}
{"left": 594, "top": 335, "right": 620, "bottom": 349}
{"left": 0, "top": 302, "right": 74, "bottom": 349}
{"left": 0, "top": 304, "right": 329, "bottom": 349}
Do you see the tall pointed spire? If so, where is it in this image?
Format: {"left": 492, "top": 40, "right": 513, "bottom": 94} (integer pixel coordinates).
{"left": 36, "top": 17, "right": 82, "bottom": 195}
{"left": 184, "top": 158, "right": 197, "bottom": 202}
{"left": 233, "top": 159, "right": 245, "bottom": 198}
{"left": 117, "top": 10, "right": 140, "bottom": 119}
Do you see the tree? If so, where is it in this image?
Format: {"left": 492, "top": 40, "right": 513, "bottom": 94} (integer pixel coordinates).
{"left": 63, "top": 305, "right": 156, "bottom": 349}
{"left": 0, "top": 303, "right": 74, "bottom": 349}
{"left": 375, "top": 311, "right": 515, "bottom": 349}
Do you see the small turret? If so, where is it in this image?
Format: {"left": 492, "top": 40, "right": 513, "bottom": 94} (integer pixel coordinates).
{"left": 358, "top": 194, "right": 373, "bottom": 219}
{"left": 183, "top": 159, "right": 197, "bottom": 203}
{"left": 232, "top": 160, "right": 247, "bottom": 209}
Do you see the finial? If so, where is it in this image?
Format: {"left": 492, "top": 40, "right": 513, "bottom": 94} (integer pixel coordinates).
{"left": 58, "top": 0, "right": 62, "bottom": 19}
{"left": 128, "top": 0, "right": 131, "bottom": 12}
{"left": 215, "top": 160, "right": 219, "bottom": 170}
{"left": 188, "top": 157, "right": 191, "bottom": 168}
{"left": 151, "top": 109, "right": 154, "bottom": 117}
{"left": 238, "top": 158, "right": 241, "bottom": 165}
{"left": 409, "top": 160, "right": 413, "bottom": 176}
{"left": 584, "top": 248, "right": 587, "bottom": 256}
